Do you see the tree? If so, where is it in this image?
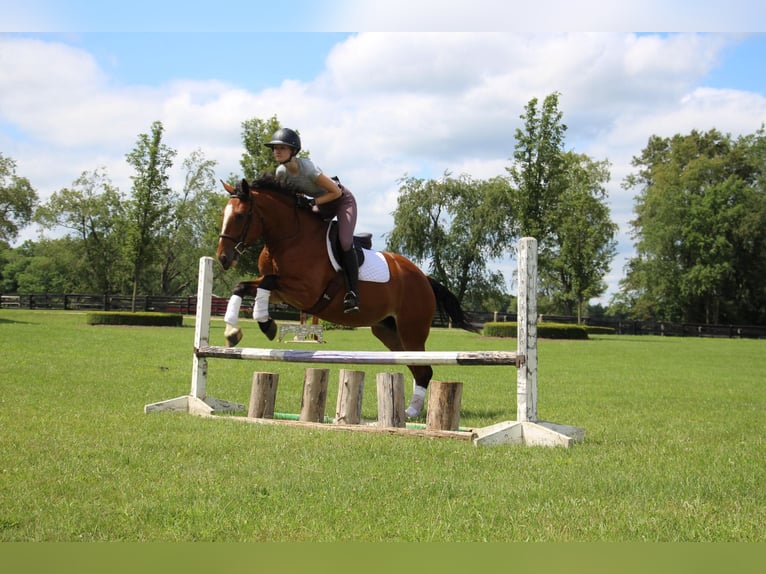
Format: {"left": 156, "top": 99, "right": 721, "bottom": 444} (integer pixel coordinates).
{"left": 0, "top": 152, "right": 38, "bottom": 245}
{"left": 1, "top": 239, "right": 77, "bottom": 293}
{"left": 157, "top": 149, "right": 220, "bottom": 296}
{"left": 505, "top": 92, "right": 568, "bottom": 256}
{"left": 503, "top": 93, "right": 617, "bottom": 319}
{"left": 621, "top": 127, "right": 766, "bottom": 324}
{"left": 34, "top": 168, "right": 127, "bottom": 293}
{"left": 124, "top": 121, "right": 177, "bottom": 309}
{"left": 545, "top": 152, "right": 617, "bottom": 321}
{"left": 386, "top": 172, "right": 510, "bottom": 310}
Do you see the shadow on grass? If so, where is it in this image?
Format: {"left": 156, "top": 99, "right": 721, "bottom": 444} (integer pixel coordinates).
{"left": 0, "top": 316, "right": 34, "bottom": 325}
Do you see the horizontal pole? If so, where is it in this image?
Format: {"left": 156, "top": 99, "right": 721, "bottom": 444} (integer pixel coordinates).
{"left": 196, "top": 346, "right": 521, "bottom": 366}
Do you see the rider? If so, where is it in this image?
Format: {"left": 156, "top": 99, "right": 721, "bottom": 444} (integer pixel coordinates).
{"left": 265, "top": 127, "right": 360, "bottom": 313}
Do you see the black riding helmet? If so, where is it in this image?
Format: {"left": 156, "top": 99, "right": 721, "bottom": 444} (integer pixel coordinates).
{"left": 265, "top": 128, "right": 301, "bottom": 155}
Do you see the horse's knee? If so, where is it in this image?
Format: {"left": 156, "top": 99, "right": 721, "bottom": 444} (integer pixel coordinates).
{"left": 412, "top": 366, "right": 432, "bottom": 388}
{"left": 260, "top": 275, "right": 279, "bottom": 290}
{"left": 233, "top": 282, "right": 251, "bottom": 297}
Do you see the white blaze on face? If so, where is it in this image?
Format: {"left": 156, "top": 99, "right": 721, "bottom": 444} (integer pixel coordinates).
{"left": 222, "top": 203, "right": 235, "bottom": 234}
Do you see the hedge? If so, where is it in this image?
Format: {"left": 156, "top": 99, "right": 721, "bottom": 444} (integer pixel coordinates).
{"left": 482, "top": 321, "right": 589, "bottom": 340}
{"left": 85, "top": 312, "right": 184, "bottom": 327}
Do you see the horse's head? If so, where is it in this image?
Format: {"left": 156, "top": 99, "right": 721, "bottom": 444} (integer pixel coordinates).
{"left": 216, "top": 178, "right": 259, "bottom": 270}
{"left": 217, "top": 175, "right": 309, "bottom": 270}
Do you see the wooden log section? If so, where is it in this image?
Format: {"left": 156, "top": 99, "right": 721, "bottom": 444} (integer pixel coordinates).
{"left": 334, "top": 369, "right": 365, "bottom": 425}
{"left": 196, "top": 347, "right": 521, "bottom": 366}
{"left": 248, "top": 371, "right": 279, "bottom": 419}
{"left": 376, "top": 372, "right": 406, "bottom": 428}
{"left": 426, "top": 381, "right": 464, "bottom": 431}
{"left": 299, "top": 368, "right": 329, "bottom": 422}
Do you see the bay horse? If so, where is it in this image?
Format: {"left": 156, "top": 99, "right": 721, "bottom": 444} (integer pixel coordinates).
{"left": 215, "top": 175, "right": 477, "bottom": 418}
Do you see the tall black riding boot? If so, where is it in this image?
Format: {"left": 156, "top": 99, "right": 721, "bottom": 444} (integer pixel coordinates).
{"left": 341, "top": 248, "right": 360, "bottom": 313}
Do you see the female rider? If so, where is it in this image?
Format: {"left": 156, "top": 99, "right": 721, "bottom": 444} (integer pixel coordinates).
{"left": 265, "top": 127, "right": 360, "bottom": 313}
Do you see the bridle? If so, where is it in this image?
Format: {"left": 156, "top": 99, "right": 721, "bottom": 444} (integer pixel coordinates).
{"left": 219, "top": 190, "right": 302, "bottom": 255}
{"left": 218, "top": 194, "right": 254, "bottom": 256}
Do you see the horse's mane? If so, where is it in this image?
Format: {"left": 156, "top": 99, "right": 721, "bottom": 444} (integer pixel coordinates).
{"left": 248, "top": 173, "right": 301, "bottom": 201}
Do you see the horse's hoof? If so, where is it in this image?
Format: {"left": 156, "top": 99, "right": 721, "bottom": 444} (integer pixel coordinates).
{"left": 405, "top": 390, "right": 426, "bottom": 418}
{"left": 259, "top": 319, "right": 277, "bottom": 341}
{"left": 225, "top": 327, "right": 243, "bottom": 348}
{"left": 405, "top": 405, "right": 422, "bottom": 418}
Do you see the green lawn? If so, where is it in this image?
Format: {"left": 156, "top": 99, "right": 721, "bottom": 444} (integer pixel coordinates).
{"left": 1, "top": 309, "right": 764, "bottom": 541}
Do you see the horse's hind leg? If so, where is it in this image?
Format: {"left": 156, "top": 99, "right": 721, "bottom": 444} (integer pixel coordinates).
{"left": 371, "top": 318, "right": 432, "bottom": 418}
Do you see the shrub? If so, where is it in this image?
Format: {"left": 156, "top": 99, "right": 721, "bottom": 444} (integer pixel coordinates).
{"left": 482, "top": 321, "right": 589, "bottom": 340}
{"left": 85, "top": 312, "right": 184, "bottom": 327}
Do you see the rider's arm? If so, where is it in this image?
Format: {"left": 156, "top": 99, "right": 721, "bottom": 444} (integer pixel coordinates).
{"left": 313, "top": 173, "right": 342, "bottom": 205}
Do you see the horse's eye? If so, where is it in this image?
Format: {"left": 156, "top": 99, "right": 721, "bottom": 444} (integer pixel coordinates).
{"left": 234, "top": 213, "right": 245, "bottom": 222}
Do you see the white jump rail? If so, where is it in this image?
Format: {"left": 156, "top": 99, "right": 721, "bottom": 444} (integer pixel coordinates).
{"left": 195, "top": 347, "right": 521, "bottom": 365}
{"left": 144, "top": 237, "right": 584, "bottom": 447}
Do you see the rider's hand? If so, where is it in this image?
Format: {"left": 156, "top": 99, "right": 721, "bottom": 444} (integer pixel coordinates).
{"left": 295, "top": 195, "right": 317, "bottom": 210}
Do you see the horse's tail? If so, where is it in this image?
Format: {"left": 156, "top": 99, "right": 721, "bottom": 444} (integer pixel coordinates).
{"left": 428, "top": 277, "right": 480, "bottom": 333}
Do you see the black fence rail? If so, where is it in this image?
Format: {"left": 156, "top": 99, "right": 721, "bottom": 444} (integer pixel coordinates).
{"left": 3, "top": 293, "right": 765, "bottom": 338}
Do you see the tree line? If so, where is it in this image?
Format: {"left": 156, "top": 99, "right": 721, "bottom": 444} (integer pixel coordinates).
{"left": 2, "top": 95, "right": 765, "bottom": 324}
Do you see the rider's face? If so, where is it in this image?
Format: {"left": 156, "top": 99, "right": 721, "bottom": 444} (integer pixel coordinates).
{"left": 272, "top": 144, "right": 293, "bottom": 163}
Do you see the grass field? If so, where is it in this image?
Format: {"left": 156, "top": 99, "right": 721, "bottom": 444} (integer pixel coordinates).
{"left": 0, "top": 309, "right": 764, "bottom": 542}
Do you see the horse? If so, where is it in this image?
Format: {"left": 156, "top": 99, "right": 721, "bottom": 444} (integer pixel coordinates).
{"left": 215, "top": 175, "right": 478, "bottom": 418}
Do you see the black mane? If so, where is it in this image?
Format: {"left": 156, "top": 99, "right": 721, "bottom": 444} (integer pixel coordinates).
{"left": 249, "top": 173, "right": 301, "bottom": 199}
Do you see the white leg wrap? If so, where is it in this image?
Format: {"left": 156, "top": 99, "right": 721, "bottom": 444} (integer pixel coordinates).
{"left": 405, "top": 385, "right": 428, "bottom": 418}
{"left": 224, "top": 295, "right": 242, "bottom": 326}
{"left": 253, "top": 288, "right": 271, "bottom": 322}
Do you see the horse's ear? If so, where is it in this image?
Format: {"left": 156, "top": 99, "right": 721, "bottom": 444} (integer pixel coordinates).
{"left": 238, "top": 178, "right": 250, "bottom": 200}
{"left": 221, "top": 179, "right": 236, "bottom": 195}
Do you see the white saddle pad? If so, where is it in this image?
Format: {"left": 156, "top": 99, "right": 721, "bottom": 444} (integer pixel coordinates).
{"left": 325, "top": 229, "right": 390, "bottom": 283}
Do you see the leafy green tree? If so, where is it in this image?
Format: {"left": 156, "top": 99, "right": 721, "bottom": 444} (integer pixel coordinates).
{"left": 0, "top": 152, "right": 38, "bottom": 245}
{"left": 545, "top": 152, "right": 617, "bottom": 321}
{"left": 157, "top": 149, "right": 221, "bottom": 295}
{"left": 124, "top": 121, "right": 177, "bottom": 309}
{"left": 1, "top": 239, "right": 78, "bottom": 293}
{"left": 503, "top": 93, "right": 617, "bottom": 319}
{"left": 621, "top": 127, "right": 766, "bottom": 324}
{"left": 505, "top": 92, "right": 568, "bottom": 255}
{"left": 386, "top": 172, "right": 510, "bottom": 310}
{"left": 34, "top": 168, "right": 128, "bottom": 293}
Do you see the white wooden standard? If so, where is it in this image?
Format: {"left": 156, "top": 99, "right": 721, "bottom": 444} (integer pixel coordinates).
{"left": 144, "top": 256, "right": 243, "bottom": 416}
{"left": 517, "top": 236, "right": 538, "bottom": 422}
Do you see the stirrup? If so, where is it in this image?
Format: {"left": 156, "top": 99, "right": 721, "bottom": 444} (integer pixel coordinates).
{"left": 343, "top": 291, "right": 359, "bottom": 313}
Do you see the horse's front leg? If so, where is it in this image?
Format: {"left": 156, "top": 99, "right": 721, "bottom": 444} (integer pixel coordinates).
{"left": 223, "top": 275, "right": 279, "bottom": 346}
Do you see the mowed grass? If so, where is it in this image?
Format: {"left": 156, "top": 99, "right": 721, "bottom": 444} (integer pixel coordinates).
{"left": 0, "top": 309, "right": 764, "bottom": 541}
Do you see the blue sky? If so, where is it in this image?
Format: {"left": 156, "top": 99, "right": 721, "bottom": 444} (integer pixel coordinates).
{"left": 2, "top": 2, "right": 766, "bottom": 302}
{"left": 47, "top": 32, "right": 353, "bottom": 90}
